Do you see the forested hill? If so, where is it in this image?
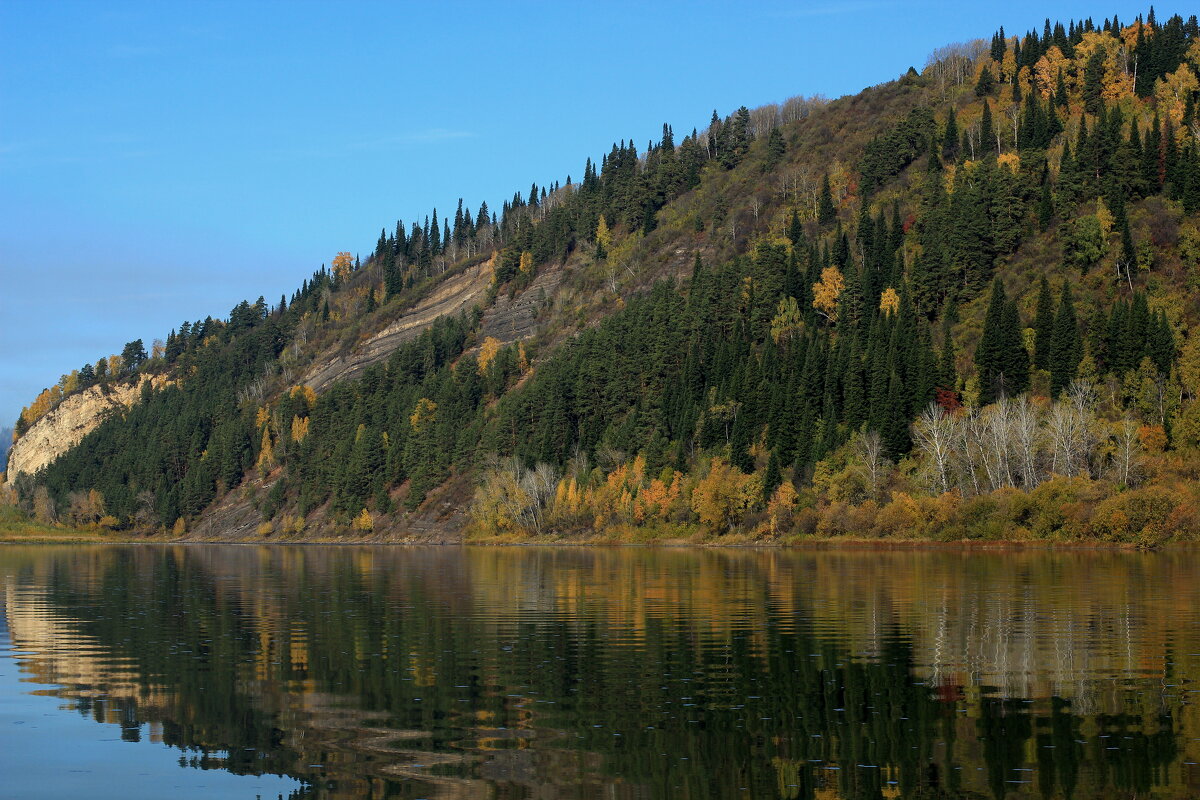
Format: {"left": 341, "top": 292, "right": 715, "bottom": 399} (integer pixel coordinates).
{"left": 8, "top": 8, "right": 1200, "bottom": 544}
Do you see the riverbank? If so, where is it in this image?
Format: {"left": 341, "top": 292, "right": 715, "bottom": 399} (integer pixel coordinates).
{"left": 0, "top": 501, "right": 1173, "bottom": 549}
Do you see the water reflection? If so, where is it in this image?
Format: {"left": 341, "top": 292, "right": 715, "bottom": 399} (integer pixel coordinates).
{"left": 1, "top": 545, "right": 1199, "bottom": 798}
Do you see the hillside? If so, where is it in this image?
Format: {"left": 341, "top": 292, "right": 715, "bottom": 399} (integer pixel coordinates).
{"left": 5, "top": 8, "right": 1200, "bottom": 545}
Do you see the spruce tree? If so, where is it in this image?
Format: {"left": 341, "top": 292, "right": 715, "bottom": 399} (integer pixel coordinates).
{"left": 975, "top": 65, "right": 996, "bottom": 96}
{"left": 818, "top": 174, "right": 837, "bottom": 225}
{"left": 942, "top": 107, "right": 960, "bottom": 161}
{"left": 1036, "top": 158, "right": 1055, "bottom": 228}
{"left": 1033, "top": 276, "right": 1056, "bottom": 370}
{"left": 1049, "top": 281, "right": 1082, "bottom": 396}
{"left": 976, "top": 278, "right": 1028, "bottom": 403}
{"left": 1001, "top": 297, "right": 1030, "bottom": 396}
{"left": 980, "top": 100, "right": 996, "bottom": 155}
{"left": 938, "top": 304, "right": 959, "bottom": 390}
{"left": 762, "top": 450, "right": 782, "bottom": 503}
{"left": 975, "top": 278, "right": 1006, "bottom": 404}
{"left": 1083, "top": 47, "right": 1106, "bottom": 114}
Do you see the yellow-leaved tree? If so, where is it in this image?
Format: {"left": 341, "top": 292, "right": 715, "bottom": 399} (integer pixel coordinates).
{"left": 1155, "top": 63, "right": 1199, "bottom": 130}
{"left": 595, "top": 215, "right": 611, "bottom": 258}
{"left": 690, "top": 458, "right": 759, "bottom": 532}
{"left": 332, "top": 251, "right": 354, "bottom": 281}
{"left": 878, "top": 287, "right": 900, "bottom": 316}
{"left": 410, "top": 397, "right": 438, "bottom": 431}
{"left": 812, "top": 266, "right": 844, "bottom": 322}
{"left": 352, "top": 508, "right": 375, "bottom": 532}
{"left": 1033, "top": 46, "right": 1067, "bottom": 98}
{"left": 765, "top": 481, "right": 798, "bottom": 535}
{"left": 255, "top": 427, "right": 275, "bottom": 473}
{"left": 478, "top": 337, "right": 502, "bottom": 374}
{"left": 290, "top": 415, "right": 310, "bottom": 443}
{"left": 770, "top": 296, "right": 804, "bottom": 344}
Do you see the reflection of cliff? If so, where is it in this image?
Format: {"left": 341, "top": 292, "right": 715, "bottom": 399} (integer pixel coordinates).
{"left": 3, "top": 545, "right": 1200, "bottom": 799}
{"left": 5, "top": 582, "right": 175, "bottom": 736}
{"left": 0, "top": 547, "right": 640, "bottom": 800}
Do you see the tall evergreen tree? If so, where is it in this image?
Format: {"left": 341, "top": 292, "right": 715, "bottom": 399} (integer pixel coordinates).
{"left": 976, "top": 278, "right": 1028, "bottom": 404}
{"left": 980, "top": 100, "right": 997, "bottom": 155}
{"left": 818, "top": 174, "right": 837, "bottom": 225}
{"left": 1049, "top": 281, "right": 1082, "bottom": 395}
{"left": 975, "top": 65, "right": 996, "bottom": 96}
{"left": 1033, "top": 276, "right": 1056, "bottom": 371}
{"left": 942, "top": 107, "right": 960, "bottom": 161}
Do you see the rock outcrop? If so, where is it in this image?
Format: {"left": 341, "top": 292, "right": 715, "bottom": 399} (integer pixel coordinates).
{"left": 302, "top": 259, "right": 494, "bottom": 394}
{"left": 6, "top": 377, "right": 165, "bottom": 479}
{"left": 479, "top": 265, "right": 564, "bottom": 345}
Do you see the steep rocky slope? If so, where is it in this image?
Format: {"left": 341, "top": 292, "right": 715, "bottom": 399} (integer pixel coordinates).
{"left": 302, "top": 259, "right": 494, "bottom": 393}
{"left": 7, "top": 377, "right": 165, "bottom": 479}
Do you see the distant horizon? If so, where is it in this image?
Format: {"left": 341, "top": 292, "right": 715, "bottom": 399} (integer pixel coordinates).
{"left": 0, "top": 0, "right": 1161, "bottom": 426}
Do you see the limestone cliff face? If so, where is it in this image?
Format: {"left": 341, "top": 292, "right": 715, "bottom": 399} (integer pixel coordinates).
{"left": 6, "top": 377, "right": 165, "bottom": 479}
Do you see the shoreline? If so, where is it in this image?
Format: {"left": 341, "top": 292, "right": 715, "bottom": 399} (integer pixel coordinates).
{"left": 0, "top": 526, "right": 1164, "bottom": 551}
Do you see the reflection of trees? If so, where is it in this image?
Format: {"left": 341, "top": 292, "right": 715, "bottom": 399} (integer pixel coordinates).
{"left": 0, "top": 545, "right": 1196, "bottom": 798}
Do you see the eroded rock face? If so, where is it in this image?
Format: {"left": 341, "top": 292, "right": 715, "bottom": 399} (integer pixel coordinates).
{"left": 7, "top": 377, "right": 164, "bottom": 479}
{"left": 480, "top": 265, "right": 564, "bottom": 345}
{"left": 302, "top": 260, "right": 494, "bottom": 394}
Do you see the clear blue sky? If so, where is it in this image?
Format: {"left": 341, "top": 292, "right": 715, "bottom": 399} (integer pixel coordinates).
{"left": 0, "top": 0, "right": 1153, "bottom": 426}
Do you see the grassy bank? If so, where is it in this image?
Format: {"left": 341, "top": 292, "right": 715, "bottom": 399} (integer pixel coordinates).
{"left": 0, "top": 506, "right": 118, "bottom": 543}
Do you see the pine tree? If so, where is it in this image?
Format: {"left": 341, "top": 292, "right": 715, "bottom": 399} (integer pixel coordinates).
{"left": 765, "top": 127, "right": 786, "bottom": 171}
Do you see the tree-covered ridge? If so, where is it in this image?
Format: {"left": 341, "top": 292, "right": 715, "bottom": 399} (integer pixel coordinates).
{"left": 10, "top": 7, "right": 1200, "bottom": 543}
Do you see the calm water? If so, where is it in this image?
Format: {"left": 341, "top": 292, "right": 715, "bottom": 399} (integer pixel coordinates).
{"left": 1, "top": 546, "right": 1198, "bottom": 799}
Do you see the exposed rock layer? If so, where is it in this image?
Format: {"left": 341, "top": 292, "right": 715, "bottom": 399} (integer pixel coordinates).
{"left": 7, "top": 377, "right": 165, "bottom": 479}
{"left": 302, "top": 260, "right": 494, "bottom": 393}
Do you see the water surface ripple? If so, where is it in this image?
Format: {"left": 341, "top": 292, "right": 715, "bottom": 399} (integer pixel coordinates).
{"left": 1, "top": 545, "right": 1196, "bottom": 799}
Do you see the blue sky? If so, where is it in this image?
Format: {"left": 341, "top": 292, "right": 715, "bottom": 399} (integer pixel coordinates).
{"left": 0, "top": 0, "right": 1153, "bottom": 426}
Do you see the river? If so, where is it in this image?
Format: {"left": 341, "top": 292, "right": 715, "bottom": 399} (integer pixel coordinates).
{"left": 1, "top": 545, "right": 1196, "bottom": 799}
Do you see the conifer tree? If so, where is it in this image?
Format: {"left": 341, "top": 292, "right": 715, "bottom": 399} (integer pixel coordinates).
{"left": 976, "top": 278, "right": 1028, "bottom": 404}
{"left": 818, "top": 174, "right": 837, "bottom": 225}
{"left": 1033, "top": 276, "right": 1056, "bottom": 370}
{"left": 980, "top": 100, "right": 997, "bottom": 155}
{"left": 975, "top": 65, "right": 995, "bottom": 96}
{"left": 942, "top": 107, "right": 960, "bottom": 161}
{"left": 1050, "top": 281, "right": 1082, "bottom": 396}
{"left": 1001, "top": 297, "right": 1029, "bottom": 396}
{"left": 1037, "top": 179, "right": 1054, "bottom": 230}
{"left": 1082, "top": 47, "right": 1105, "bottom": 114}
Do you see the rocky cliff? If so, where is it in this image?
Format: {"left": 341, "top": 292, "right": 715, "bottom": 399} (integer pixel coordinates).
{"left": 6, "top": 377, "right": 164, "bottom": 479}
{"left": 302, "top": 259, "right": 494, "bottom": 393}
